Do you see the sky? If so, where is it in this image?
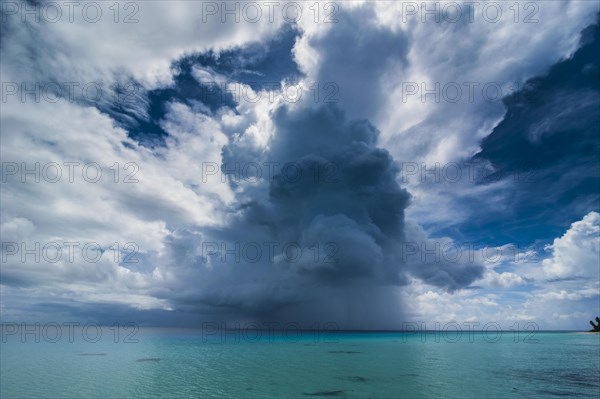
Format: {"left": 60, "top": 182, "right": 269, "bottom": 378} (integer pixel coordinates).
{"left": 0, "top": 0, "right": 599, "bottom": 330}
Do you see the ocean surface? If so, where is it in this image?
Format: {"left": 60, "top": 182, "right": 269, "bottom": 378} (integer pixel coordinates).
{"left": 1, "top": 327, "right": 599, "bottom": 398}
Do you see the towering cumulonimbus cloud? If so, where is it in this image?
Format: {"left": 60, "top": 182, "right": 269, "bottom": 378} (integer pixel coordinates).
{"left": 155, "top": 104, "right": 413, "bottom": 328}
{"left": 158, "top": 100, "right": 484, "bottom": 328}
{"left": 145, "top": 7, "right": 487, "bottom": 328}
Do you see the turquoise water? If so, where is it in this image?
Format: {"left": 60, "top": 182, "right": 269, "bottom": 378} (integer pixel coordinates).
{"left": 1, "top": 328, "right": 599, "bottom": 398}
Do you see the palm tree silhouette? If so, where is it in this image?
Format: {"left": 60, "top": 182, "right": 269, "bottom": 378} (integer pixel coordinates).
{"left": 589, "top": 317, "right": 600, "bottom": 332}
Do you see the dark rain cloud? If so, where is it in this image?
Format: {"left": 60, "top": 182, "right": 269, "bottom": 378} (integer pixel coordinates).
{"left": 157, "top": 101, "right": 484, "bottom": 328}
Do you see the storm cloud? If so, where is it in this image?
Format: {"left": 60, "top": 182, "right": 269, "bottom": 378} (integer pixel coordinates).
{"left": 154, "top": 100, "right": 484, "bottom": 328}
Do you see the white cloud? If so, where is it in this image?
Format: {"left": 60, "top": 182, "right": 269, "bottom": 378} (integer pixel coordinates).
{"left": 376, "top": 1, "right": 598, "bottom": 231}
{"left": 487, "top": 272, "right": 526, "bottom": 288}
{"left": 401, "top": 212, "right": 600, "bottom": 329}
{"left": 542, "top": 211, "right": 600, "bottom": 279}
{"left": 378, "top": 0, "right": 598, "bottom": 161}
{"left": 1, "top": 0, "right": 286, "bottom": 88}
{"left": 0, "top": 94, "right": 237, "bottom": 316}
